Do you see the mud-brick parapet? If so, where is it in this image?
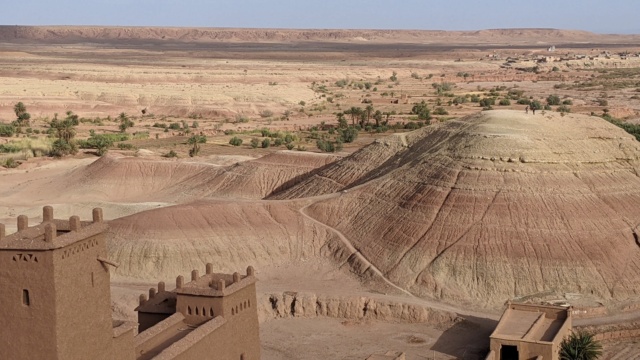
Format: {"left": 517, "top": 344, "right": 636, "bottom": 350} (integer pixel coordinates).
{"left": 0, "top": 206, "right": 107, "bottom": 250}
{"left": 176, "top": 265, "right": 256, "bottom": 297}
{"left": 137, "top": 264, "right": 257, "bottom": 312}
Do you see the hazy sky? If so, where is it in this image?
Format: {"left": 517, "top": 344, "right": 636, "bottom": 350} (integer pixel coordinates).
{"left": 2, "top": 0, "right": 639, "bottom": 34}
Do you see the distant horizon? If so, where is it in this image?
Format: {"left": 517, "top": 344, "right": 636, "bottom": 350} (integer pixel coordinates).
{"left": 2, "top": 0, "right": 639, "bottom": 35}
{"left": 1, "top": 24, "right": 637, "bottom": 36}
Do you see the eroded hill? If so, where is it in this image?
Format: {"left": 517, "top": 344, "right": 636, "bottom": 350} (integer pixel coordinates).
{"left": 277, "top": 110, "right": 640, "bottom": 307}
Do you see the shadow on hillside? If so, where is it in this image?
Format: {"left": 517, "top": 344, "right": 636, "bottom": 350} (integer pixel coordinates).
{"left": 431, "top": 315, "right": 497, "bottom": 360}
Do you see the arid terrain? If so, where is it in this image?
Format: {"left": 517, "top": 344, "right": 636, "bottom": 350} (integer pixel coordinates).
{"left": 2, "top": 27, "right": 640, "bottom": 359}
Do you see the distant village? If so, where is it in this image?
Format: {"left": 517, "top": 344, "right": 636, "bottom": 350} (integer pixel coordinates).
{"left": 487, "top": 46, "right": 640, "bottom": 70}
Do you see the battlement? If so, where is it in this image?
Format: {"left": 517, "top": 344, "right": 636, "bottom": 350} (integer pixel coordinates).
{"left": 0, "top": 206, "right": 107, "bottom": 250}
{"left": 137, "top": 264, "right": 256, "bottom": 313}
{"left": 176, "top": 265, "right": 256, "bottom": 297}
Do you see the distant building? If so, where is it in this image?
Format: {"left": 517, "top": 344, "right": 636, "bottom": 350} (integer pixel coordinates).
{"left": 0, "top": 207, "right": 260, "bottom": 360}
{"left": 485, "top": 302, "right": 572, "bottom": 360}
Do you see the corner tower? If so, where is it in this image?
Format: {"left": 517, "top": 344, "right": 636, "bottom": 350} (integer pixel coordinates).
{"left": 0, "top": 207, "right": 131, "bottom": 360}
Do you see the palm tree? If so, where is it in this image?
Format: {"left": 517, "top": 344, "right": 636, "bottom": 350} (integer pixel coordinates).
{"left": 364, "top": 105, "right": 374, "bottom": 126}
{"left": 188, "top": 134, "right": 206, "bottom": 157}
{"left": 560, "top": 330, "right": 602, "bottom": 360}
{"left": 118, "top": 112, "right": 134, "bottom": 133}
{"left": 347, "top": 107, "right": 362, "bottom": 126}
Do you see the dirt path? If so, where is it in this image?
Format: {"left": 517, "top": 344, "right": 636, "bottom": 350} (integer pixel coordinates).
{"left": 298, "top": 191, "right": 501, "bottom": 320}
{"left": 297, "top": 190, "right": 640, "bottom": 326}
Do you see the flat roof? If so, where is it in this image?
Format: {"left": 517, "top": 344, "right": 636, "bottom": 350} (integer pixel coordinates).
{"left": 0, "top": 220, "right": 107, "bottom": 250}
{"left": 491, "top": 303, "right": 569, "bottom": 343}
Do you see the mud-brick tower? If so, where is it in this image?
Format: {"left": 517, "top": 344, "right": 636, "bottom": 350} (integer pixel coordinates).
{"left": 0, "top": 206, "right": 134, "bottom": 360}
{"left": 136, "top": 264, "right": 261, "bottom": 359}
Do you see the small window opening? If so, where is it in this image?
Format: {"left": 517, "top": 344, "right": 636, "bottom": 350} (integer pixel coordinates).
{"left": 210, "top": 308, "right": 214, "bottom": 317}
{"left": 248, "top": 300, "right": 251, "bottom": 308}
{"left": 188, "top": 306, "right": 192, "bottom": 315}
{"left": 22, "top": 289, "right": 30, "bottom": 306}
{"left": 202, "top": 307, "right": 206, "bottom": 316}
{"left": 232, "top": 308, "right": 235, "bottom": 315}
{"left": 195, "top": 307, "right": 199, "bottom": 315}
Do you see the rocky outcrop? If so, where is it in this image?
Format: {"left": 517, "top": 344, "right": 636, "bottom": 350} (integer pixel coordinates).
{"left": 258, "top": 292, "right": 458, "bottom": 325}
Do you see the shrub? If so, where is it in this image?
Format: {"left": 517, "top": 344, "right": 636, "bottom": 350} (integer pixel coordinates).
{"left": 0, "top": 143, "right": 22, "bottom": 153}
{"left": 118, "top": 113, "right": 134, "bottom": 133}
{"left": 50, "top": 139, "right": 78, "bottom": 158}
{"left": 530, "top": 100, "right": 543, "bottom": 110}
{"left": 229, "top": 136, "right": 243, "bottom": 146}
{"left": 335, "top": 79, "right": 349, "bottom": 88}
{"left": 79, "top": 134, "right": 114, "bottom": 155}
{"left": 546, "top": 94, "right": 562, "bottom": 105}
{"left": 163, "top": 150, "right": 178, "bottom": 158}
{"left": 390, "top": 71, "right": 398, "bottom": 82}
{"left": 517, "top": 98, "right": 531, "bottom": 105}
{"left": 562, "top": 99, "right": 573, "bottom": 105}
{"left": 285, "top": 143, "right": 294, "bottom": 150}
{"left": 250, "top": 138, "right": 260, "bottom": 148}
{"left": 338, "top": 127, "right": 358, "bottom": 143}
{"left": 508, "top": 89, "right": 525, "bottom": 99}
{"left": 117, "top": 143, "right": 136, "bottom": 150}
{"left": 235, "top": 115, "right": 250, "bottom": 123}
{"left": 557, "top": 105, "right": 572, "bottom": 113}
{"left": 316, "top": 139, "right": 343, "bottom": 152}
{"left": 479, "top": 98, "right": 495, "bottom": 107}
{"left": 168, "top": 122, "right": 181, "bottom": 130}
{"left": 432, "top": 82, "right": 454, "bottom": 95}
{"left": 13, "top": 102, "right": 30, "bottom": 127}
{"left": 274, "top": 138, "right": 283, "bottom": 146}
{"left": 261, "top": 138, "right": 270, "bottom": 148}
{"left": 433, "top": 107, "right": 449, "bottom": 115}
{"left": 3, "top": 158, "right": 18, "bottom": 168}
{"left": 499, "top": 99, "right": 511, "bottom": 106}
{"left": 597, "top": 99, "right": 608, "bottom": 106}
{"left": 411, "top": 100, "right": 432, "bottom": 120}
{"left": 260, "top": 109, "right": 274, "bottom": 118}
{"left": 452, "top": 96, "right": 468, "bottom": 105}
{"left": 0, "top": 124, "right": 16, "bottom": 137}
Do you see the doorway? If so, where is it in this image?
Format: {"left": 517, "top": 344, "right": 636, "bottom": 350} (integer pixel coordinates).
{"left": 500, "top": 345, "right": 519, "bottom": 360}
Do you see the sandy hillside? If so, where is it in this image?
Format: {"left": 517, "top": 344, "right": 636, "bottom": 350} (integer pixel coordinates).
{"left": 274, "top": 110, "right": 640, "bottom": 308}
{"left": 0, "top": 151, "right": 337, "bottom": 230}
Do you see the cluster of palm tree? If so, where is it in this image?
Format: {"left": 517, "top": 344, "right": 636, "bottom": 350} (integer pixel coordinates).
{"left": 49, "top": 111, "right": 79, "bottom": 157}
{"left": 339, "top": 105, "right": 392, "bottom": 128}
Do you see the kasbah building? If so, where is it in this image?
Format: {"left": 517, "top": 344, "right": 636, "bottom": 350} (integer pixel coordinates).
{"left": 0, "top": 206, "right": 260, "bottom": 360}
{"left": 0, "top": 206, "right": 574, "bottom": 360}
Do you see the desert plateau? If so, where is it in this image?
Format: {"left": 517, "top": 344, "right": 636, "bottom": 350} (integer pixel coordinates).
{"left": 3, "top": 26, "right": 640, "bottom": 359}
